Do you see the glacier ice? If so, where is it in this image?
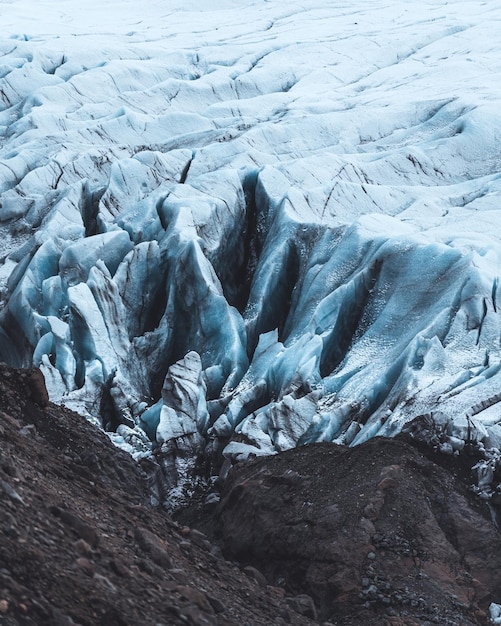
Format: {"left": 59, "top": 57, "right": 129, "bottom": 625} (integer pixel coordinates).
{"left": 490, "top": 603, "right": 501, "bottom": 625}
{"left": 1, "top": 0, "right": 501, "bottom": 482}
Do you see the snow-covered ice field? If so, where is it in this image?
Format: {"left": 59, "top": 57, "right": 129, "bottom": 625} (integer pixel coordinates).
{"left": 1, "top": 0, "right": 501, "bottom": 465}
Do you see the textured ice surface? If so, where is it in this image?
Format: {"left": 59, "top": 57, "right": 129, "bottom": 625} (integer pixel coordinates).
{"left": 1, "top": 0, "right": 501, "bottom": 466}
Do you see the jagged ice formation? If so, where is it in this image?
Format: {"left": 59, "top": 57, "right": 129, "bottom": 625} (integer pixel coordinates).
{"left": 1, "top": 0, "right": 501, "bottom": 477}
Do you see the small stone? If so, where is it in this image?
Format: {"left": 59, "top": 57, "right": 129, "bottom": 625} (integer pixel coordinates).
{"left": 179, "top": 603, "right": 213, "bottom": 625}
{"left": 190, "top": 529, "right": 212, "bottom": 551}
{"left": 276, "top": 607, "right": 290, "bottom": 622}
{"left": 94, "top": 573, "right": 117, "bottom": 592}
{"left": 109, "top": 559, "right": 130, "bottom": 577}
{"left": 377, "top": 477, "right": 398, "bottom": 491}
{"left": 75, "top": 557, "right": 95, "bottom": 576}
{"left": 175, "top": 585, "right": 213, "bottom": 612}
{"left": 204, "top": 493, "right": 220, "bottom": 506}
{"left": 51, "top": 507, "right": 99, "bottom": 547}
{"left": 138, "top": 559, "right": 164, "bottom": 578}
{"left": 207, "top": 594, "right": 225, "bottom": 614}
{"left": 170, "top": 568, "right": 190, "bottom": 584}
{"left": 243, "top": 565, "right": 267, "bottom": 588}
{"left": 28, "top": 368, "right": 50, "bottom": 407}
{"left": 180, "top": 540, "right": 191, "bottom": 553}
{"left": 0, "top": 411, "right": 21, "bottom": 429}
{"left": 0, "top": 479, "right": 24, "bottom": 505}
{"left": 19, "top": 424, "right": 37, "bottom": 437}
{"left": 134, "top": 528, "right": 171, "bottom": 568}
{"left": 285, "top": 594, "right": 317, "bottom": 620}
{"left": 74, "top": 539, "right": 93, "bottom": 557}
{"left": 367, "top": 551, "right": 376, "bottom": 560}
{"left": 1, "top": 460, "right": 20, "bottom": 479}
{"left": 0, "top": 599, "right": 8, "bottom": 614}
{"left": 190, "top": 529, "right": 206, "bottom": 543}
{"left": 50, "top": 608, "right": 77, "bottom": 625}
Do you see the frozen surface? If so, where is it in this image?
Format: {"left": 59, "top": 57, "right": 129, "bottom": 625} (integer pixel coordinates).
{"left": 1, "top": 0, "right": 501, "bottom": 469}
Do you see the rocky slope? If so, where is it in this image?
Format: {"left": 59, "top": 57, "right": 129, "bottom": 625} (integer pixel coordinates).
{"left": 183, "top": 442, "right": 501, "bottom": 626}
{"left": 1, "top": 363, "right": 501, "bottom": 626}
{"left": 0, "top": 364, "right": 315, "bottom": 626}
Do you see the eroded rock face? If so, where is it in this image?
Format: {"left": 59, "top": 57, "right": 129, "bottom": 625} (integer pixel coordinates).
{"left": 211, "top": 437, "right": 501, "bottom": 625}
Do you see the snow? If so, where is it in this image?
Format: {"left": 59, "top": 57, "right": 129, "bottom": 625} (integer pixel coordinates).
{"left": 490, "top": 602, "right": 501, "bottom": 625}
{"left": 1, "top": 0, "right": 501, "bottom": 464}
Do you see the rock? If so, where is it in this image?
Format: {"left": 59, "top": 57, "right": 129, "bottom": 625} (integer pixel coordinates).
{"left": 109, "top": 558, "right": 130, "bottom": 577}
{"left": 0, "top": 479, "right": 25, "bottom": 505}
{"left": 170, "top": 568, "right": 190, "bottom": 584}
{"left": 0, "top": 599, "right": 8, "bottom": 614}
{"left": 243, "top": 565, "right": 267, "bottom": 588}
{"left": 285, "top": 594, "right": 317, "bottom": 620}
{"left": 49, "top": 607, "right": 79, "bottom": 625}
{"left": 363, "top": 492, "right": 385, "bottom": 520}
{"left": 175, "top": 585, "right": 213, "bottom": 612}
{"left": 189, "top": 528, "right": 212, "bottom": 551}
{"left": 213, "top": 438, "right": 500, "bottom": 625}
{"left": 75, "top": 557, "right": 95, "bottom": 577}
{"left": 19, "top": 424, "right": 37, "bottom": 437}
{"left": 134, "top": 528, "right": 171, "bottom": 568}
{"left": 28, "top": 368, "right": 50, "bottom": 408}
{"left": 74, "top": 539, "right": 93, "bottom": 557}
{"left": 207, "top": 594, "right": 225, "bottom": 614}
{"left": 0, "top": 410, "right": 21, "bottom": 430}
{"left": 94, "top": 573, "right": 117, "bottom": 593}
{"left": 178, "top": 603, "right": 216, "bottom": 625}
{"left": 179, "top": 540, "right": 192, "bottom": 553}
{"left": 138, "top": 558, "right": 164, "bottom": 578}
{"left": 50, "top": 507, "right": 99, "bottom": 547}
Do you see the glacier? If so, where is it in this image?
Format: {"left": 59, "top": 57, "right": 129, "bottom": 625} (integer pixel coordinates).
{"left": 1, "top": 0, "right": 501, "bottom": 485}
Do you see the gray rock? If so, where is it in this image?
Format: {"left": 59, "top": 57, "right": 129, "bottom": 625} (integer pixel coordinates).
{"left": 285, "top": 594, "right": 317, "bottom": 620}
{"left": 75, "top": 557, "right": 94, "bottom": 577}
{"left": 206, "top": 595, "right": 226, "bottom": 614}
{"left": 50, "top": 507, "right": 99, "bottom": 547}
{"left": 243, "top": 565, "right": 267, "bottom": 588}
{"left": 175, "top": 585, "right": 213, "bottom": 612}
{"left": 169, "top": 568, "right": 190, "bottom": 584}
{"left": 19, "top": 424, "right": 36, "bottom": 437}
{"left": 190, "top": 528, "right": 212, "bottom": 551}
{"left": 0, "top": 480, "right": 24, "bottom": 505}
{"left": 134, "top": 527, "right": 171, "bottom": 568}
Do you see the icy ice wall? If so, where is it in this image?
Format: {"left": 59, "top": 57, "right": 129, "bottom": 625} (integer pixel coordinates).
{"left": 1, "top": 0, "right": 501, "bottom": 469}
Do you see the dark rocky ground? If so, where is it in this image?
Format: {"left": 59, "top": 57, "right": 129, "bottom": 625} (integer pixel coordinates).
{"left": 0, "top": 365, "right": 315, "bottom": 626}
{"left": 0, "top": 363, "right": 500, "bottom": 626}
{"left": 194, "top": 439, "right": 501, "bottom": 626}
